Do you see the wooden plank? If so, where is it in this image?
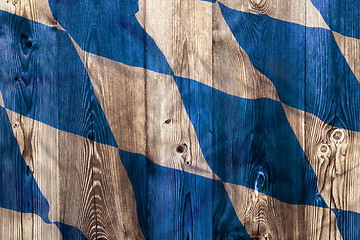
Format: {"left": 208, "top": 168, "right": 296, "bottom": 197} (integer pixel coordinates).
{"left": 224, "top": 182, "right": 342, "bottom": 239}
{"left": 0, "top": 0, "right": 61, "bottom": 29}
{"left": 136, "top": 0, "right": 214, "bottom": 87}
{"left": 218, "top": 0, "right": 329, "bottom": 29}
{"left": 218, "top": 0, "right": 360, "bottom": 88}
{"left": 0, "top": 207, "right": 62, "bottom": 240}
{"left": 284, "top": 105, "right": 360, "bottom": 215}
{"left": 0, "top": 0, "right": 359, "bottom": 239}
{"left": 136, "top": 0, "right": 280, "bottom": 101}
{"left": 333, "top": 32, "right": 360, "bottom": 82}
{"left": 70, "top": 37, "right": 218, "bottom": 180}
{"left": 0, "top": 8, "right": 98, "bottom": 238}
{"left": 136, "top": 1, "right": 348, "bottom": 239}
{"left": 6, "top": 109, "right": 144, "bottom": 239}
{"left": 136, "top": 1, "right": 347, "bottom": 239}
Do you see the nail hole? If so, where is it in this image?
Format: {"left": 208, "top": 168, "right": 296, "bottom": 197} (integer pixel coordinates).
{"left": 176, "top": 143, "right": 187, "bottom": 154}
{"left": 164, "top": 119, "right": 171, "bottom": 124}
{"left": 13, "top": 122, "right": 19, "bottom": 128}
{"left": 15, "top": 77, "right": 19, "bottom": 81}
{"left": 185, "top": 160, "right": 191, "bottom": 165}
{"left": 331, "top": 129, "right": 345, "bottom": 142}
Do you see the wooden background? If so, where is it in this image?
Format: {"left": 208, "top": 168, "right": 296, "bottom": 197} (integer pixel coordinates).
{"left": 0, "top": 0, "right": 359, "bottom": 239}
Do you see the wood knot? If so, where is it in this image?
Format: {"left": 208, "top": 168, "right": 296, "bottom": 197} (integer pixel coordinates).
{"left": 254, "top": 171, "right": 266, "bottom": 191}
{"left": 318, "top": 144, "right": 330, "bottom": 156}
{"left": 20, "top": 33, "right": 34, "bottom": 56}
{"left": 330, "top": 129, "right": 345, "bottom": 143}
{"left": 177, "top": 143, "right": 192, "bottom": 166}
{"left": 176, "top": 143, "right": 187, "bottom": 154}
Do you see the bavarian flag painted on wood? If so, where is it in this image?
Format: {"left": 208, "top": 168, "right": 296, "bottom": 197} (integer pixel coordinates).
{"left": 0, "top": 0, "right": 359, "bottom": 239}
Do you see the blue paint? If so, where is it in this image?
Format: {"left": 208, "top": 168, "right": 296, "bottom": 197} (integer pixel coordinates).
{"left": 173, "top": 76, "right": 327, "bottom": 208}
{"left": 119, "top": 149, "right": 251, "bottom": 240}
{"left": 0, "top": 106, "right": 50, "bottom": 222}
{"left": 332, "top": 209, "right": 360, "bottom": 240}
{"left": 0, "top": 10, "right": 117, "bottom": 147}
{"left": 48, "top": 0, "right": 173, "bottom": 76}
{"left": 54, "top": 222, "right": 89, "bottom": 240}
{"left": 219, "top": 3, "right": 360, "bottom": 132}
{"left": 311, "top": 0, "right": 360, "bottom": 39}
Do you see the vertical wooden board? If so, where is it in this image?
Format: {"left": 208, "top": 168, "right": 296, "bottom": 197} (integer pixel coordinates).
{"left": 0, "top": 7, "right": 48, "bottom": 239}
{"left": 224, "top": 183, "right": 341, "bottom": 239}
{"left": 211, "top": 2, "right": 279, "bottom": 101}
{"left": 71, "top": 39, "right": 218, "bottom": 181}
{"left": 304, "top": 1, "right": 360, "bottom": 238}
{"left": 0, "top": 0, "right": 61, "bottom": 29}
{"left": 68, "top": 5, "right": 233, "bottom": 237}
{"left": 333, "top": 32, "right": 360, "bottom": 83}
{"left": 0, "top": 207, "right": 62, "bottom": 240}
{"left": 0, "top": 0, "right": 359, "bottom": 239}
{"left": 216, "top": 1, "right": 360, "bottom": 238}
{"left": 0, "top": 4, "right": 126, "bottom": 239}
{"left": 218, "top": 0, "right": 329, "bottom": 29}
{"left": 285, "top": 104, "right": 360, "bottom": 215}
{"left": 137, "top": 0, "right": 213, "bottom": 86}
{"left": 6, "top": 109, "right": 144, "bottom": 240}
{"left": 136, "top": 0, "right": 280, "bottom": 101}
{"left": 211, "top": 1, "right": 314, "bottom": 239}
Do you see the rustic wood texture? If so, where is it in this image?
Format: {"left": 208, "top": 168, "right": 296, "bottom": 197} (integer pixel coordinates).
{"left": 333, "top": 32, "right": 360, "bottom": 83}
{"left": 0, "top": 0, "right": 61, "bottom": 29}
{"left": 6, "top": 108, "right": 144, "bottom": 240}
{"left": 0, "top": 0, "right": 359, "bottom": 239}
{"left": 0, "top": 207, "right": 62, "bottom": 239}
{"left": 224, "top": 182, "right": 342, "bottom": 239}
{"left": 219, "top": 0, "right": 329, "bottom": 28}
{"left": 71, "top": 38, "right": 218, "bottom": 180}
{"left": 284, "top": 102, "right": 360, "bottom": 215}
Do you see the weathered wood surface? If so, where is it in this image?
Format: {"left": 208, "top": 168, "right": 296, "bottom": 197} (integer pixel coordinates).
{"left": 0, "top": 0, "right": 359, "bottom": 239}
{"left": 6, "top": 109, "right": 144, "bottom": 239}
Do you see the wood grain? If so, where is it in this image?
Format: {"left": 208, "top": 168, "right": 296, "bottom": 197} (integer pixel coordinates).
{"left": 0, "top": 0, "right": 359, "bottom": 239}
{"left": 284, "top": 105, "right": 360, "bottom": 215}
{"left": 218, "top": 0, "right": 329, "bottom": 29}
{"left": 0, "top": 0, "right": 61, "bottom": 29}
{"left": 71, "top": 37, "right": 219, "bottom": 181}
{"left": 136, "top": 0, "right": 280, "bottom": 101}
{"left": 0, "top": 207, "right": 62, "bottom": 239}
{"left": 224, "top": 182, "right": 342, "bottom": 239}
{"left": 6, "top": 108, "right": 144, "bottom": 240}
{"left": 333, "top": 32, "right": 360, "bottom": 82}
{"left": 137, "top": 0, "right": 213, "bottom": 87}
